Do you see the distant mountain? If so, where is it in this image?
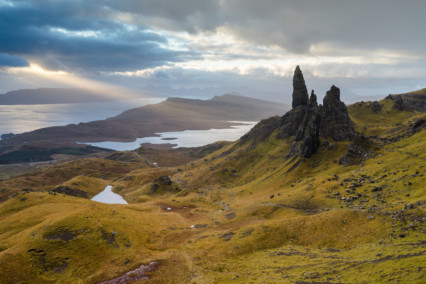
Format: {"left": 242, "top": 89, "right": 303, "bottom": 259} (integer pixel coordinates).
{"left": 7, "top": 94, "right": 289, "bottom": 144}
{"left": 0, "top": 88, "right": 118, "bottom": 104}
{"left": 116, "top": 94, "right": 289, "bottom": 122}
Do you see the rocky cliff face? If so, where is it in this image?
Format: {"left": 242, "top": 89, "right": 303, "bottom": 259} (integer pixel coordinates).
{"left": 386, "top": 92, "right": 426, "bottom": 112}
{"left": 279, "top": 66, "right": 355, "bottom": 157}
{"left": 299, "top": 91, "right": 321, "bottom": 157}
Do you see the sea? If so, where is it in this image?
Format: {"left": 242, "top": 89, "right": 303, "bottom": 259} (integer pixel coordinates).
{"left": 0, "top": 99, "right": 257, "bottom": 149}
{"left": 0, "top": 98, "right": 164, "bottom": 134}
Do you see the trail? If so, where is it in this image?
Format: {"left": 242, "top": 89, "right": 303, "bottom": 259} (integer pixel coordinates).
{"left": 134, "top": 152, "right": 158, "bottom": 167}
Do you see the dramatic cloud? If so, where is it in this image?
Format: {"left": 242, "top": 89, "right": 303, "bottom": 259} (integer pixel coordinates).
{"left": 101, "top": 0, "right": 222, "bottom": 32}
{"left": 0, "top": 1, "right": 198, "bottom": 72}
{"left": 89, "top": 0, "right": 426, "bottom": 56}
{"left": 0, "top": 0, "right": 425, "bottom": 101}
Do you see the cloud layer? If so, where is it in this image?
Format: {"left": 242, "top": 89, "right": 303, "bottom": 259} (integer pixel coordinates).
{"left": 1, "top": 0, "right": 425, "bottom": 101}
{"left": 0, "top": 0, "right": 197, "bottom": 72}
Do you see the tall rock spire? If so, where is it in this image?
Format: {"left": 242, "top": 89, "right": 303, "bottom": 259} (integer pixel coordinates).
{"left": 319, "top": 85, "right": 355, "bottom": 141}
{"left": 292, "top": 65, "right": 309, "bottom": 109}
{"left": 279, "top": 67, "right": 355, "bottom": 158}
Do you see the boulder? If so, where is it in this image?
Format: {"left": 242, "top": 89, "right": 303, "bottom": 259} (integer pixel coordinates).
{"left": 150, "top": 175, "right": 180, "bottom": 194}
{"left": 339, "top": 134, "right": 376, "bottom": 165}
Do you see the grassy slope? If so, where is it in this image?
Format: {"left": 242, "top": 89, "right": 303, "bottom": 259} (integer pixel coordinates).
{"left": 0, "top": 100, "right": 425, "bottom": 283}
{"left": 401, "top": 88, "right": 426, "bottom": 95}
{"left": 348, "top": 97, "right": 417, "bottom": 136}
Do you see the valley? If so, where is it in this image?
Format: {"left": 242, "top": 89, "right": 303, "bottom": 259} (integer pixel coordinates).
{"left": 0, "top": 67, "right": 424, "bottom": 283}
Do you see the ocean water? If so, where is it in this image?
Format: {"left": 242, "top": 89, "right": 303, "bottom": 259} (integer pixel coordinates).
{"left": 0, "top": 98, "right": 164, "bottom": 135}
{"left": 82, "top": 121, "right": 257, "bottom": 151}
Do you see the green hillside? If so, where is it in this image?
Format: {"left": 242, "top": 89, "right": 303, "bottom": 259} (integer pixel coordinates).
{"left": 0, "top": 78, "right": 425, "bottom": 282}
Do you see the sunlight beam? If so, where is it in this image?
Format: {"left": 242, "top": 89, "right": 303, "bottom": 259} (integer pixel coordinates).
{"left": 7, "top": 63, "right": 150, "bottom": 101}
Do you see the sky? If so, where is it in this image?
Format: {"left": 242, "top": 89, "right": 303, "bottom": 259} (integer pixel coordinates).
{"left": 0, "top": 0, "right": 425, "bottom": 104}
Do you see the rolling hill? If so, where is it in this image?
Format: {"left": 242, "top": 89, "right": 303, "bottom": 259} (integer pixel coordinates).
{"left": 0, "top": 67, "right": 424, "bottom": 283}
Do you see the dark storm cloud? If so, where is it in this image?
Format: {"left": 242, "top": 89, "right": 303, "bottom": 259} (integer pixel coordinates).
{"left": 0, "top": 53, "right": 29, "bottom": 67}
{"left": 0, "top": 1, "right": 198, "bottom": 72}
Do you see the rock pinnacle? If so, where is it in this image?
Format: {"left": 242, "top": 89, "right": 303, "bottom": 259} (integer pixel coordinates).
{"left": 292, "top": 65, "right": 309, "bottom": 109}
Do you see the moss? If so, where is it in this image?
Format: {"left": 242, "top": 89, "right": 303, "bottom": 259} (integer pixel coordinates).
{"left": 0, "top": 107, "right": 425, "bottom": 283}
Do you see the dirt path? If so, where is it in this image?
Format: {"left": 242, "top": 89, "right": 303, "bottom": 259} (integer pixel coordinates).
{"left": 134, "top": 152, "right": 158, "bottom": 167}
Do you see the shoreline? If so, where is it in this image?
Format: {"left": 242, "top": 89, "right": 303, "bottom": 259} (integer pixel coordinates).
{"left": 79, "top": 121, "right": 257, "bottom": 151}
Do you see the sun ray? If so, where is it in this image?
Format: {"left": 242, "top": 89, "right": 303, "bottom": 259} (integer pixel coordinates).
{"left": 7, "top": 63, "right": 149, "bottom": 101}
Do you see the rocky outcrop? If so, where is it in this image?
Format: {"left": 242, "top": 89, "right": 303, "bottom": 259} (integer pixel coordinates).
{"left": 238, "top": 116, "right": 281, "bottom": 147}
{"left": 338, "top": 135, "right": 377, "bottom": 165}
{"left": 386, "top": 94, "right": 405, "bottom": 110}
{"left": 234, "top": 66, "right": 356, "bottom": 158}
{"left": 292, "top": 65, "right": 309, "bottom": 108}
{"left": 299, "top": 92, "right": 321, "bottom": 157}
{"left": 370, "top": 101, "right": 382, "bottom": 112}
{"left": 319, "top": 85, "right": 355, "bottom": 141}
{"left": 296, "top": 91, "right": 319, "bottom": 141}
{"left": 50, "top": 186, "right": 88, "bottom": 198}
{"left": 386, "top": 92, "right": 426, "bottom": 112}
{"left": 279, "top": 67, "right": 355, "bottom": 158}
{"left": 278, "top": 106, "right": 306, "bottom": 139}
{"left": 98, "top": 261, "right": 160, "bottom": 284}
{"left": 150, "top": 175, "right": 180, "bottom": 194}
